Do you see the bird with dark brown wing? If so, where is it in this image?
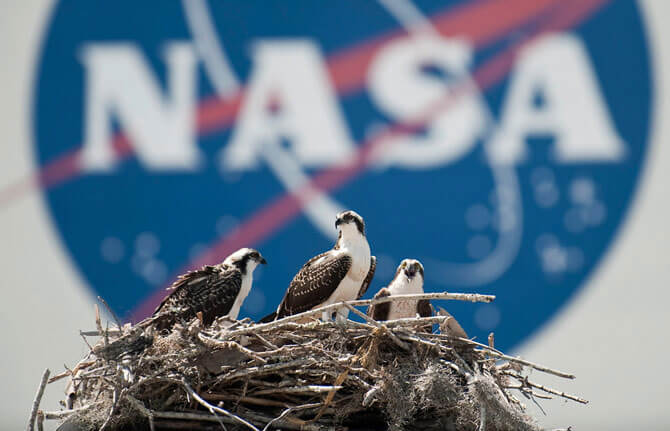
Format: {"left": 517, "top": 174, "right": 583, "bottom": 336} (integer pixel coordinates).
{"left": 368, "top": 259, "right": 432, "bottom": 332}
{"left": 261, "top": 210, "right": 376, "bottom": 323}
{"left": 153, "top": 248, "right": 266, "bottom": 329}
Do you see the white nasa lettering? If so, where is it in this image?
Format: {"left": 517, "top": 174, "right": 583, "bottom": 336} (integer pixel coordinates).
{"left": 488, "top": 34, "right": 625, "bottom": 164}
{"left": 77, "top": 34, "right": 623, "bottom": 174}
{"left": 223, "top": 40, "right": 355, "bottom": 171}
{"left": 80, "top": 43, "right": 199, "bottom": 171}
{"left": 367, "top": 36, "right": 488, "bottom": 169}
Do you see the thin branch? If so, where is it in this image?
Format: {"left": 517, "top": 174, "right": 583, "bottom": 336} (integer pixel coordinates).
{"left": 478, "top": 350, "right": 576, "bottom": 379}
{"left": 253, "top": 385, "right": 342, "bottom": 396}
{"left": 80, "top": 329, "right": 122, "bottom": 337}
{"left": 203, "top": 394, "right": 289, "bottom": 408}
{"left": 26, "top": 369, "right": 50, "bottom": 431}
{"left": 395, "top": 331, "right": 442, "bottom": 349}
{"left": 181, "top": 378, "right": 260, "bottom": 431}
{"left": 251, "top": 333, "right": 279, "bottom": 350}
{"left": 262, "top": 407, "right": 294, "bottom": 431}
{"left": 504, "top": 372, "right": 588, "bottom": 404}
{"left": 41, "top": 402, "right": 104, "bottom": 420}
{"left": 262, "top": 403, "right": 321, "bottom": 431}
{"left": 98, "top": 296, "right": 123, "bottom": 330}
{"left": 225, "top": 318, "right": 374, "bottom": 339}
{"left": 47, "top": 370, "right": 71, "bottom": 384}
{"left": 359, "top": 291, "right": 496, "bottom": 305}
{"left": 79, "top": 333, "right": 95, "bottom": 351}
{"left": 382, "top": 315, "right": 451, "bottom": 328}
{"left": 362, "top": 387, "right": 379, "bottom": 407}
{"left": 197, "top": 333, "right": 268, "bottom": 363}
{"left": 94, "top": 304, "right": 108, "bottom": 346}
{"left": 118, "top": 408, "right": 260, "bottom": 428}
{"left": 311, "top": 371, "right": 348, "bottom": 423}
{"left": 427, "top": 333, "right": 504, "bottom": 355}
{"left": 218, "top": 359, "right": 316, "bottom": 382}
{"left": 529, "top": 391, "right": 547, "bottom": 416}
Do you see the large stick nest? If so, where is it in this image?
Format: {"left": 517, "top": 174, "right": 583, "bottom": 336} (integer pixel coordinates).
{"left": 38, "top": 293, "right": 586, "bottom": 431}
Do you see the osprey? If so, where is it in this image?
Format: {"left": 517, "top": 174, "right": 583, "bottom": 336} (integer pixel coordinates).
{"left": 153, "top": 248, "right": 266, "bottom": 329}
{"left": 264, "top": 210, "right": 376, "bottom": 322}
{"left": 367, "top": 259, "right": 432, "bottom": 328}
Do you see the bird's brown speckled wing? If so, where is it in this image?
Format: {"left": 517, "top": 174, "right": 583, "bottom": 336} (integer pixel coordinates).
{"left": 153, "top": 265, "right": 242, "bottom": 328}
{"left": 357, "top": 256, "right": 376, "bottom": 299}
{"left": 276, "top": 251, "right": 352, "bottom": 318}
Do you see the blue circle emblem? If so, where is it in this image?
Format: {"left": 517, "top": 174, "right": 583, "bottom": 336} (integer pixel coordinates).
{"left": 32, "top": 0, "right": 652, "bottom": 350}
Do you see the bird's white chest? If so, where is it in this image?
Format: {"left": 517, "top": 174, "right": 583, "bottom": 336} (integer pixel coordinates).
{"left": 327, "top": 240, "right": 370, "bottom": 304}
{"left": 386, "top": 276, "right": 423, "bottom": 320}
{"left": 387, "top": 300, "right": 419, "bottom": 320}
{"left": 228, "top": 274, "right": 252, "bottom": 320}
{"left": 346, "top": 241, "right": 371, "bottom": 282}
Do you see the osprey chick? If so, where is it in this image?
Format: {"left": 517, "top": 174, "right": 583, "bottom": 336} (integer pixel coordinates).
{"left": 267, "top": 210, "right": 376, "bottom": 322}
{"left": 367, "top": 259, "right": 432, "bottom": 329}
{"left": 153, "top": 248, "right": 266, "bottom": 329}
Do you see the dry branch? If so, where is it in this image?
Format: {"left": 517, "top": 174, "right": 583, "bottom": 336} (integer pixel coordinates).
{"left": 26, "top": 368, "right": 49, "bottom": 431}
{"left": 181, "top": 378, "right": 260, "bottom": 431}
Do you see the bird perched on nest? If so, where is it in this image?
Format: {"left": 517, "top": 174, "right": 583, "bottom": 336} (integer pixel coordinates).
{"left": 261, "top": 210, "right": 376, "bottom": 323}
{"left": 153, "top": 248, "right": 266, "bottom": 329}
{"left": 368, "top": 259, "right": 432, "bottom": 330}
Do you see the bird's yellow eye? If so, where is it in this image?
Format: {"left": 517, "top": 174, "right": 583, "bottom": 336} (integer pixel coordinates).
{"left": 400, "top": 262, "right": 407, "bottom": 269}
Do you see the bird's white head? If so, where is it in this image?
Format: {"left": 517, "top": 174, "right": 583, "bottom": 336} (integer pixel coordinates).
{"left": 389, "top": 259, "right": 425, "bottom": 294}
{"left": 335, "top": 210, "right": 366, "bottom": 238}
{"left": 224, "top": 248, "right": 267, "bottom": 275}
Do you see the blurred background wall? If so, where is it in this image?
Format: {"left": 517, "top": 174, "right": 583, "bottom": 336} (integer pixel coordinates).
{"left": 1, "top": 0, "right": 668, "bottom": 429}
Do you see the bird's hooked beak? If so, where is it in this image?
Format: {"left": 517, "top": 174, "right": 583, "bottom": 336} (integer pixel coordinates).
{"left": 335, "top": 217, "right": 343, "bottom": 229}
{"left": 258, "top": 255, "right": 268, "bottom": 265}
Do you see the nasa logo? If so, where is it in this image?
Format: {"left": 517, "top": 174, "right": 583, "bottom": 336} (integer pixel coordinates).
{"left": 28, "top": 0, "right": 651, "bottom": 350}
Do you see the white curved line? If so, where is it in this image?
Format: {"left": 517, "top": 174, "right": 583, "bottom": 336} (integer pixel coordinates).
{"left": 377, "top": 0, "right": 524, "bottom": 286}
{"left": 182, "top": 0, "right": 240, "bottom": 97}
{"left": 377, "top": 0, "right": 440, "bottom": 36}
{"left": 425, "top": 160, "right": 524, "bottom": 286}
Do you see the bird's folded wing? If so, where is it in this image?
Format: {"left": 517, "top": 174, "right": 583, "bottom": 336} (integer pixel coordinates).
{"left": 153, "top": 265, "right": 218, "bottom": 315}
{"left": 153, "top": 265, "right": 242, "bottom": 326}
{"left": 357, "top": 255, "right": 376, "bottom": 299}
{"left": 277, "top": 251, "right": 352, "bottom": 317}
{"left": 199, "top": 269, "right": 243, "bottom": 323}
{"left": 417, "top": 299, "right": 432, "bottom": 318}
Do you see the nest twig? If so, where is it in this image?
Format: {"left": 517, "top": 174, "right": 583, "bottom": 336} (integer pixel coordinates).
{"left": 31, "top": 292, "right": 586, "bottom": 431}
